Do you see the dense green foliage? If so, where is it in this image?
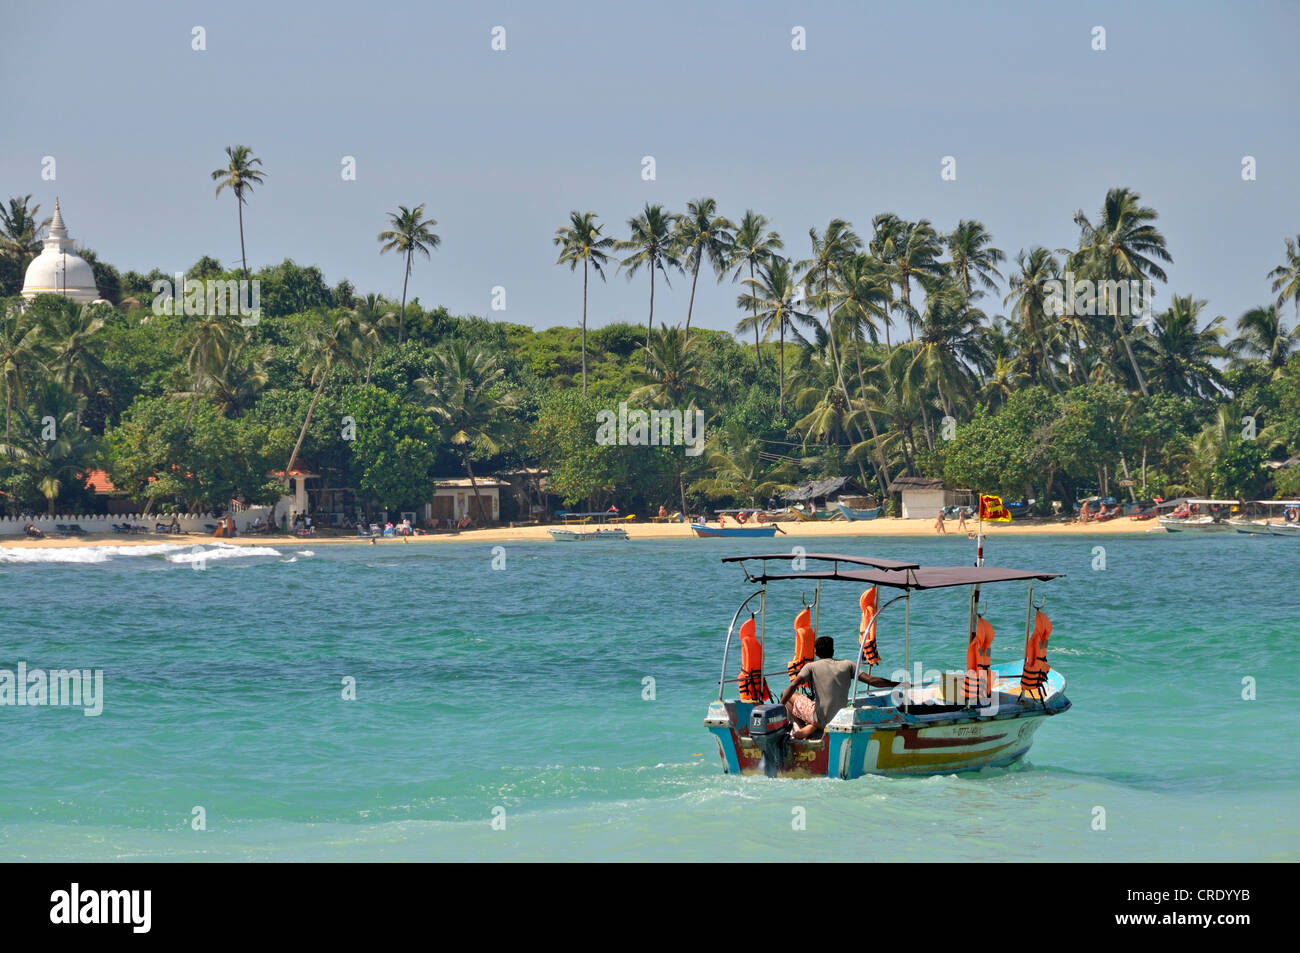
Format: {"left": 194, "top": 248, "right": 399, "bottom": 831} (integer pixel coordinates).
{"left": 3, "top": 179, "right": 1299, "bottom": 521}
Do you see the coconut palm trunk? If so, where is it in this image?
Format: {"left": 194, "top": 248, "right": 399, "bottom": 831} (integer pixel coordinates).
{"left": 285, "top": 372, "right": 328, "bottom": 478}
{"left": 238, "top": 199, "right": 248, "bottom": 278}
{"left": 465, "top": 455, "right": 490, "bottom": 523}
{"left": 581, "top": 258, "right": 589, "bottom": 392}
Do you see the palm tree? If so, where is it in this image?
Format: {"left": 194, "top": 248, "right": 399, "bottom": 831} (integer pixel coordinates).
{"left": 632, "top": 326, "right": 705, "bottom": 519}
{"left": 0, "top": 301, "right": 41, "bottom": 438}
{"left": 210, "top": 145, "right": 267, "bottom": 279}
{"left": 417, "top": 342, "right": 518, "bottom": 523}
{"left": 176, "top": 313, "right": 240, "bottom": 432}
{"left": 617, "top": 204, "right": 681, "bottom": 357}
{"left": 672, "top": 198, "right": 735, "bottom": 338}
{"left": 1268, "top": 235, "right": 1300, "bottom": 322}
{"left": 0, "top": 195, "right": 50, "bottom": 273}
{"left": 906, "top": 280, "right": 991, "bottom": 423}
{"left": 0, "top": 382, "right": 98, "bottom": 514}
{"left": 946, "top": 219, "right": 1005, "bottom": 299}
{"left": 553, "top": 211, "right": 614, "bottom": 394}
{"left": 690, "top": 424, "right": 794, "bottom": 506}
{"left": 350, "top": 293, "right": 397, "bottom": 384}
{"left": 284, "top": 312, "right": 364, "bottom": 478}
{"left": 729, "top": 211, "right": 783, "bottom": 368}
{"left": 37, "top": 298, "right": 109, "bottom": 419}
{"left": 1231, "top": 303, "right": 1299, "bottom": 372}
{"left": 737, "top": 257, "right": 814, "bottom": 414}
{"left": 1142, "top": 294, "right": 1227, "bottom": 398}
{"left": 1069, "top": 187, "right": 1173, "bottom": 398}
{"left": 378, "top": 204, "right": 440, "bottom": 343}
{"left": 872, "top": 215, "right": 945, "bottom": 342}
{"left": 1004, "top": 247, "right": 1064, "bottom": 391}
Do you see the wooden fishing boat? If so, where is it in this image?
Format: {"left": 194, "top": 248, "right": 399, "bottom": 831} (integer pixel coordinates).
{"left": 547, "top": 527, "right": 628, "bottom": 541}
{"left": 788, "top": 504, "right": 843, "bottom": 521}
{"left": 690, "top": 523, "right": 782, "bottom": 538}
{"left": 704, "top": 548, "right": 1070, "bottom": 778}
{"left": 832, "top": 499, "right": 883, "bottom": 520}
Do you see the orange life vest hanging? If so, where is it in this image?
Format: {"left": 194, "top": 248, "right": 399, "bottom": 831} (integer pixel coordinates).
{"left": 737, "top": 615, "right": 771, "bottom": 703}
{"left": 787, "top": 606, "right": 815, "bottom": 680}
{"left": 1019, "top": 609, "right": 1052, "bottom": 699}
{"left": 964, "top": 616, "right": 994, "bottom": 702}
{"left": 858, "top": 587, "right": 880, "bottom": 667}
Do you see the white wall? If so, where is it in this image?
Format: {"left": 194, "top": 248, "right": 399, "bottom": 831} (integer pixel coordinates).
{"left": 901, "top": 489, "right": 947, "bottom": 519}
{"left": 0, "top": 513, "right": 217, "bottom": 536}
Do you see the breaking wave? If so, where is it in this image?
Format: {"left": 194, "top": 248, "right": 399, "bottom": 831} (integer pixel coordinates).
{"left": 0, "top": 542, "right": 284, "bottom": 565}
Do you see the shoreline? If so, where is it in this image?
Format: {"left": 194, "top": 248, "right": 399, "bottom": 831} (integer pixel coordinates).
{"left": 0, "top": 517, "right": 1167, "bottom": 550}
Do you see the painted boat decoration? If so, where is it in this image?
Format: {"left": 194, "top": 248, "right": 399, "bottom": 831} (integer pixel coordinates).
{"left": 547, "top": 528, "right": 628, "bottom": 541}
{"left": 704, "top": 549, "right": 1069, "bottom": 778}
{"left": 690, "top": 523, "right": 782, "bottom": 538}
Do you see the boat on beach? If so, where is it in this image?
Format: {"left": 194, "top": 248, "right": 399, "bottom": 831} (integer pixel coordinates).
{"left": 1232, "top": 500, "right": 1300, "bottom": 537}
{"left": 836, "top": 496, "right": 884, "bottom": 520}
{"left": 690, "top": 522, "right": 782, "bottom": 538}
{"left": 547, "top": 527, "right": 629, "bottom": 541}
{"left": 1155, "top": 497, "right": 1239, "bottom": 533}
{"left": 704, "top": 549, "right": 1070, "bottom": 778}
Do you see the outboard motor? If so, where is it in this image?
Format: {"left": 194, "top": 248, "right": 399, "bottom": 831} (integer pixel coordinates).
{"left": 748, "top": 704, "right": 791, "bottom": 778}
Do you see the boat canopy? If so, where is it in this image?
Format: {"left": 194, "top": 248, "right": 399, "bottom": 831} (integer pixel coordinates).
{"left": 722, "top": 552, "right": 921, "bottom": 574}
{"left": 727, "top": 557, "right": 1061, "bottom": 589}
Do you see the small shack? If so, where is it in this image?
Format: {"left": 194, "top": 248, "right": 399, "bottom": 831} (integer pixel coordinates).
{"left": 782, "top": 476, "right": 871, "bottom": 512}
{"left": 889, "top": 476, "right": 959, "bottom": 519}
{"left": 427, "top": 477, "right": 508, "bottom": 526}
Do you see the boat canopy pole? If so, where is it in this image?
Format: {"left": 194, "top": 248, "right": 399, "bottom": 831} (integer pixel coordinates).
{"left": 814, "top": 580, "right": 821, "bottom": 634}
{"left": 903, "top": 589, "right": 911, "bottom": 714}
{"left": 718, "top": 587, "right": 765, "bottom": 700}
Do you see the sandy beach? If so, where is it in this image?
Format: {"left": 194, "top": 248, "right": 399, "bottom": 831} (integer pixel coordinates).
{"left": 0, "top": 516, "right": 1166, "bottom": 550}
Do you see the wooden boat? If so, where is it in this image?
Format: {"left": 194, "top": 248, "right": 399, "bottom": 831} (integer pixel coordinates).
{"left": 832, "top": 499, "right": 883, "bottom": 520}
{"left": 690, "top": 523, "right": 782, "bottom": 538}
{"left": 547, "top": 528, "right": 628, "bottom": 541}
{"left": 788, "top": 504, "right": 843, "bottom": 521}
{"left": 704, "top": 547, "right": 1070, "bottom": 778}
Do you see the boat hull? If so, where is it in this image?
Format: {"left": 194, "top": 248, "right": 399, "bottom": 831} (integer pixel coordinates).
{"left": 1158, "top": 517, "right": 1234, "bottom": 533}
{"left": 837, "top": 503, "right": 883, "bottom": 521}
{"left": 690, "top": 525, "right": 778, "bottom": 538}
{"left": 547, "top": 528, "right": 628, "bottom": 541}
{"left": 705, "top": 664, "right": 1068, "bottom": 778}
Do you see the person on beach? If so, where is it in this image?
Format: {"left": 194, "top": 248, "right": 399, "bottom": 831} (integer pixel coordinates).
{"left": 780, "top": 637, "right": 898, "bottom": 740}
{"left": 957, "top": 509, "right": 968, "bottom": 532}
{"left": 935, "top": 509, "right": 946, "bottom": 534}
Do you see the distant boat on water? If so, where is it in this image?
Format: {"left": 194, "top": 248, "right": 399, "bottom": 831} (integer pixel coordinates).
{"left": 548, "top": 528, "right": 628, "bottom": 542}
{"left": 690, "top": 523, "right": 782, "bottom": 538}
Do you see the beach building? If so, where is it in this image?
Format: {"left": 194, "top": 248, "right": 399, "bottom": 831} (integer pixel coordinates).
{"left": 781, "top": 476, "right": 870, "bottom": 511}
{"left": 427, "top": 477, "right": 508, "bottom": 525}
{"left": 889, "top": 476, "right": 960, "bottom": 519}
{"left": 21, "top": 200, "right": 110, "bottom": 305}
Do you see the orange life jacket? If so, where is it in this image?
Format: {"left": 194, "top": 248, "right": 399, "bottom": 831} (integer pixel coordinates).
{"left": 858, "top": 587, "right": 880, "bottom": 667}
{"left": 964, "top": 617, "right": 994, "bottom": 702}
{"left": 787, "top": 606, "right": 815, "bottom": 680}
{"left": 737, "top": 616, "right": 771, "bottom": 703}
{"left": 1019, "top": 610, "right": 1052, "bottom": 698}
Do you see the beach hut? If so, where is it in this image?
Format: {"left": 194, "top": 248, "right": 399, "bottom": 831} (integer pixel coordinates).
{"left": 888, "top": 476, "right": 959, "bottom": 519}
{"left": 781, "top": 476, "right": 867, "bottom": 513}
{"left": 427, "top": 477, "right": 508, "bottom": 526}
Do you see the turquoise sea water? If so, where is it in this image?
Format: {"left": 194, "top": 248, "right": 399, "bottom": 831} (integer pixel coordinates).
{"left": 1, "top": 533, "right": 1296, "bottom": 862}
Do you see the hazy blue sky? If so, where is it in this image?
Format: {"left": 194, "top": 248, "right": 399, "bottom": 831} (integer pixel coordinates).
{"left": 3, "top": 0, "right": 1297, "bottom": 333}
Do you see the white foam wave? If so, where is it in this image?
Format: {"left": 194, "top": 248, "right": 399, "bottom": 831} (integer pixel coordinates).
{"left": 0, "top": 541, "right": 285, "bottom": 565}
{"left": 295, "top": 550, "right": 314, "bottom": 557}
{"left": 165, "top": 544, "right": 282, "bottom": 564}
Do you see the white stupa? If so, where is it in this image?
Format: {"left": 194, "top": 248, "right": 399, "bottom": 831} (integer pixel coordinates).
{"left": 21, "top": 199, "right": 107, "bottom": 305}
